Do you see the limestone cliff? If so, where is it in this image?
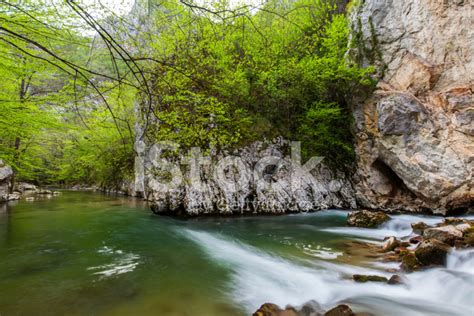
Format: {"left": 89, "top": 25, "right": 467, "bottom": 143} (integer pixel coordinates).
{"left": 136, "top": 0, "right": 473, "bottom": 215}
{"left": 137, "top": 138, "right": 356, "bottom": 216}
{"left": 349, "top": 0, "right": 473, "bottom": 214}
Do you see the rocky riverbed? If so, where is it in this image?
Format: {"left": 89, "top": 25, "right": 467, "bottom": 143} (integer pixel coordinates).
{"left": 253, "top": 209, "right": 474, "bottom": 316}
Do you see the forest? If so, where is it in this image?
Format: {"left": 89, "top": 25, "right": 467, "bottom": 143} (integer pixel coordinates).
{"left": 0, "top": 0, "right": 372, "bottom": 188}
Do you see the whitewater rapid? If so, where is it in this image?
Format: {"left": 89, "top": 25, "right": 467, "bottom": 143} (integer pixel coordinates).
{"left": 181, "top": 212, "right": 474, "bottom": 316}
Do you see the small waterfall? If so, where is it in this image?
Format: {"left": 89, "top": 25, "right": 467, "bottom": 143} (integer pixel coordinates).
{"left": 322, "top": 214, "right": 472, "bottom": 241}
{"left": 181, "top": 222, "right": 474, "bottom": 316}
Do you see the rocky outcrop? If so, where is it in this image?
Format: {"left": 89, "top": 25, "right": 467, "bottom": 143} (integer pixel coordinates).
{"left": 0, "top": 160, "right": 14, "bottom": 202}
{"left": 138, "top": 139, "right": 356, "bottom": 216}
{"left": 349, "top": 0, "right": 473, "bottom": 214}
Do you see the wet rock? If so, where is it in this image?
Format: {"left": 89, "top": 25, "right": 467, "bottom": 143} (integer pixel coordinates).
{"left": 401, "top": 252, "right": 421, "bottom": 272}
{"left": 443, "top": 218, "right": 467, "bottom": 225}
{"left": 463, "top": 234, "right": 474, "bottom": 247}
{"left": 25, "top": 197, "right": 35, "bottom": 202}
{"left": 382, "top": 236, "right": 399, "bottom": 252}
{"left": 411, "top": 222, "right": 430, "bottom": 235}
{"left": 423, "top": 226, "right": 462, "bottom": 246}
{"left": 409, "top": 236, "right": 423, "bottom": 244}
{"left": 253, "top": 303, "right": 299, "bottom": 316}
{"left": 353, "top": 274, "right": 388, "bottom": 283}
{"left": 325, "top": 304, "right": 355, "bottom": 316}
{"left": 415, "top": 239, "right": 450, "bottom": 266}
{"left": 454, "top": 223, "right": 472, "bottom": 235}
{"left": 394, "top": 247, "right": 409, "bottom": 255}
{"left": 297, "top": 301, "right": 325, "bottom": 316}
{"left": 388, "top": 275, "right": 403, "bottom": 285}
{"left": 347, "top": 210, "right": 390, "bottom": 228}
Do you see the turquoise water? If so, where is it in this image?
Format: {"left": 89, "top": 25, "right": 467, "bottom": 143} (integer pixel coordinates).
{"left": 0, "top": 191, "right": 472, "bottom": 316}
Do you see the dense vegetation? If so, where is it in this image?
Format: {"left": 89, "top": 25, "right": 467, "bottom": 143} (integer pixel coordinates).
{"left": 0, "top": 0, "right": 373, "bottom": 188}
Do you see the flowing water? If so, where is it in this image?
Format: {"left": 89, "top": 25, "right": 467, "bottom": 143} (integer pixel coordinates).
{"left": 0, "top": 191, "right": 472, "bottom": 316}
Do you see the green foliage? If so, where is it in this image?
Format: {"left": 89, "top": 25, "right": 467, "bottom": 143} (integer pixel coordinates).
{"left": 0, "top": 0, "right": 375, "bottom": 188}
{"left": 140, "top": 0, "right": 374, "bottom": 168}
{"left": 0, "top": 1, "right": 135, "bottom": 186}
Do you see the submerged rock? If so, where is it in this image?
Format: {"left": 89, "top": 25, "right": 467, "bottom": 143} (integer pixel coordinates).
{"left": 423, "top": 226, "right": 463, "bottom": 246}
{"left": 347, "top": 210, "right": 389, "bottom": 228}
{"left": 352, "top": 274, "right": 388, "bottom": 283}
{"left": 415, "top": 239, "right": 450, "bottom": 266}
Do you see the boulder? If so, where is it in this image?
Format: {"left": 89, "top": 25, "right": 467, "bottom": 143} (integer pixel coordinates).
{"left": 353, "top": 274, "right": 388, "bottom": 283}
{"left": 253, "top": 303, "right": 299, "bottom": 316}
{"left": 325, "top": 304, "right": 355, "bottom": 316}
{"left": 411, "top": 222, "right": 430, "bottom": 235}
{"left": 382, "top": 236, "right": 399, "bottom": 252}
{"left": 388, "top": 275, "right": 403, "bottom": 285}
{"left": 415, "top": 239, "right": 451, "bottom": 266}
{"left": 400, "top": 252, "right": 421, "bottom": 272}
{"left": 347, "top": 210, "right": 390, "bottom": 228}
{"left": 423, "top": 226, "right": 462, "bottom": 246}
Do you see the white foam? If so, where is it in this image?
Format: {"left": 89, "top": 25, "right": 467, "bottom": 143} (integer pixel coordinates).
{"left": 182, "top": 228, "right": 474, "bottom": 316}
{"left": 88, "top": 246, "right": 140, "bottom": 279}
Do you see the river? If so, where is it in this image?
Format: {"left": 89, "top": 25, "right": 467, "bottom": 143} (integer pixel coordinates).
{"left": 0, "top": 191, "right": 472, "bottom": 315}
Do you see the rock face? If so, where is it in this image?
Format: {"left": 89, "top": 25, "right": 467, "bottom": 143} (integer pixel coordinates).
{"left": 0, "top": 160, "right": 13, "bottom": 202}
{"left": 138, "top": 139, "right": 356, "bottom": 216}
{"left": 349, "top": 0, "right": 473, "bottom": 214}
